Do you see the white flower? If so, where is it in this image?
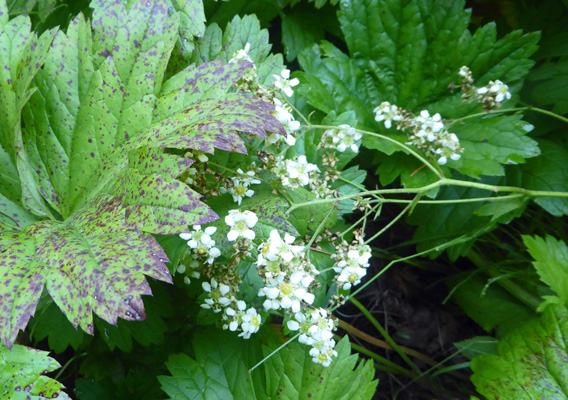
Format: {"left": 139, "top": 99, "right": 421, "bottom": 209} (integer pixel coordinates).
{"left": 272, "top": 69, "right": 300, "bottom": 97}
{"left": 258, "top": 230, "right": 303, "bottom": 265}
{"left": 310, "top": 346, "right": 338, "bottom": 367}
{"left": 488, "top": 80, "right": 511, "bottom": 103}
{"left": 322, "top": 124, "right": 362, "bottom": 153}
{"left": 221, "top": 169, "right": 261, "bottom": 205}
{"left": 229, "top": 42, "right": 254, "bottom": 64}
{"left": 374, "top": 101, "right": 402, "bottom": 129}
{"left": 259, "top": 273, "right": 315, "bottom": 313}
{"left": 271, "top": 98, "right": 300, "bottom": 138}
{"left": 201, "top": 278, "right": 231, "bottom": 312}
{"left": 186, "top": 225, "right": 216, "bottom": 248}
{"left": 225, "top": 210, "right": 258, "bottom": 241}
{"left": 415, "top": 110, "right": 444, "bottom": 139}
{"left": 239, "top": 308, "right": 261, "bottom": 339}
{"left": 282, "top": 156, "right": 319, "bottom": 188}
{"left": 336, "top": 265, "right": 367, "bottom": 290}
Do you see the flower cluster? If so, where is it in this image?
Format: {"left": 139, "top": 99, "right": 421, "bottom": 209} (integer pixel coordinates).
{"left": 201, "top": 278, "right": 231, "bottom": 312}
{"left": 197, "top": 211, "right": 263, "bottom": 339}
{"left": 288, "top": 308, "right": 338, "bottom": 367}
{"left": 257, "top": 230, "right": 317, "bottom": 313}
{"left": 373, "top": 101, "right": 463, "bottom": 165}
{"left": 178, "top": 225, "right": 222, "bottom": 284}
{"left": 332, "top": 238, "right": 372, "bottom": 290}
{"left": 223, "top": 300, "right": 262, "bottom": 339}
{"left": 320, "top": 124, "right": 363, "bottom": 153}
{"left": 270, "top": 155, "right": 320, "bottom": 189}
{"left": 220, "top": 169, "right": 261, "bottom": 205}
{"left": 229, "top": 44, "right": 301, "bottom": 146}
{"left": 268, "top": 98, "right": 299, "bottom": 146}
{"left": 374, "top": 102, "right": 403, "bottom": 129}
{"left": 458, "top": 66, "right": 512, "bottom": 109}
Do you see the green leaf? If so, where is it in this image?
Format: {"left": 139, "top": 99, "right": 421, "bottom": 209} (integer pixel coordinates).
{"left": 450, "top": 115, "right": 540, "bottom": 178}
{"left": 288, "top": 187, "right": 338, "bottom": 236}
{"left": 159, "top": 327, "right": 267, "bottom": 399}
{"left": 159, "top": 326, "right": 377, "bottom": 400}
{"left": 448, "top": 273, "right": 537, "bottom": 335}
{"left": 471, "top": 304, "right": 568, "bottom": 400}
{"left": 523, "top": 235, "right": 568, "bottom": 305}
{"left": 191, "top": 14, "right": 284, "bottom": 86}
{"left": 262, "top": 335, "right": 377, "bottom": 399}
{"left": 298, "top": 0, "right": 540, "bottom": 181}
{"left": 529, "top": 58, "right": 568, "bottom": 114}
{"left": 511, "top": 140, "right": 568, "bottom": 216}
{"left": 407, "top": 176, "right": 501, "bottom": 260}
{"left": 281, "top": 3, "right": 333, "bottom": 62}
{"left": 29, "top": 298, "right": 86, "bottom": 354}
{"left": 0, "top": 343, "right": 70, "bottom": 399}
{"left": 454, "top": 336, "right": 498, "bottom": 360}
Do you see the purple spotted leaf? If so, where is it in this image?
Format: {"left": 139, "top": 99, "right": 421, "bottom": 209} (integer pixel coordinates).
{"left": 0, "top": 2, "right": 56, "bottom": 221}
{"left": 0, "top": 201, "right": 172, "bottom": 347}
{"left": 0, "top": 343, "right": 71, "bottom": 399}
{"left": 0, "top": 0, "right": 284, "bottom": 349}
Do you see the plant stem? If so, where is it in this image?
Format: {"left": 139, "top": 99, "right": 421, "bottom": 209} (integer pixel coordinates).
{"left": 468, "top": 250, "right": 542, "bottom": 310}
{"left": 349, "top": 298, "right": 422, "bottom": 375}
{"left": 305, "top": 124, "right": 443, "bottom": 179}
{"left": 338, "top": 319, "right": 437, "bottom": 367}
{"left": 287, "top": 178, "right": 568, "bottom": 213}
{"left": 447, "top": 106, "right": 568, "bottom": 127}
{"left": 346, "top": 340, "right": 416, "bottom": 378}
{"left": 249, "top": 333, "right": 300, "bottom": 373}
{"left": 364, "top": 197, "right": 415, "bottom": 244}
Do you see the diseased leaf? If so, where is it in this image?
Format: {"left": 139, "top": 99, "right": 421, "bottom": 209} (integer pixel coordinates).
{"left": 471, "top": 304, "right": 568, "bottom": 400}
{"left": 0, "top": 343, "right": 71, "bottom": 399}
{"left": 0, "top": 4, "right": 56, "bottom": 219}
{"left": 29, "top": 298, "right": 86, "bottom": 354}
{"left": 0, "top": 0, "right": 285, "bottom": 348}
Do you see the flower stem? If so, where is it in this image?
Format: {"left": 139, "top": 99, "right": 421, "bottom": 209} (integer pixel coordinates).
{"left": 349, "top": 297, "right": 422, "bottom": 375}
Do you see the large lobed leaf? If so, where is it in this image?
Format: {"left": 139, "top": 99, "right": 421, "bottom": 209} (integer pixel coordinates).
{"left": 0, "top": 343, "right": 71, "bottom": 399}
{"left": 0, "top": 0, "right": 284, "bottom": 348}
{"left": 471, "top": 304, "right": 568, "bottom": 400}
{"left": 158, "top": 326, "right": 377, "bottom": 400}
{"left": 297, "top": 0, "right": 540, "bottom": 181}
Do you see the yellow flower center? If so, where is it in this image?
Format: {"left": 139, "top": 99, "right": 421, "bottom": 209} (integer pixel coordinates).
{"left": 280, "top": 283, "right": 293, "bottom": 296}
